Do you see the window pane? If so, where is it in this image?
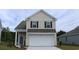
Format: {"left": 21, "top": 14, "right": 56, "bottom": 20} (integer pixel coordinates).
{"left": 32, "top": 22, "right": 37, "bottom": 25}
{"left": 47, "top": 25, "right": 51, "bottom": 28}
{"left": 31, "top": 21, "right": 38, "bottom": 28}
{"left": 33, "top": 25, "right": 37, "bottom": 28}
{"left": 45, "top": 21, "right": 52, "bottom": 28}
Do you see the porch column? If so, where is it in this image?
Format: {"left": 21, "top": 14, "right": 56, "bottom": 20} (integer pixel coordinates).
{"left": 15, "top": 31, "right": 17, "bottom": 46}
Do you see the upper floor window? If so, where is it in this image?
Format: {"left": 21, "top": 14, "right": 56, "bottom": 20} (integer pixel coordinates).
{"left": 30, "top": 21, "right": 38, "bottom": 28}
{"left": 45, "top": 21, "right": 52, "bottom": 28}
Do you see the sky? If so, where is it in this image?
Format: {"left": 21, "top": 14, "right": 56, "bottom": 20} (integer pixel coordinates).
{"left": 0, "top": 9, "right": 79, "bottom": 32}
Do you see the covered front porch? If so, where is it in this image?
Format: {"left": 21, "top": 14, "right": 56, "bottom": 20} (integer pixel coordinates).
{"left": 15, "top": 29, "right": 26, "bottom": 48}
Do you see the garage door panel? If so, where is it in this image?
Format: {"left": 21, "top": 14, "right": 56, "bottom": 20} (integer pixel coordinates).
{"left": 29, "top": 34, "right": 55, "bottom": 47}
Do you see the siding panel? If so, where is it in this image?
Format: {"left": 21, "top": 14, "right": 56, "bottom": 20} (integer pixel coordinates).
{"left": 26, "top": 11, "right": 55, "bottom": 29}
{"left": 59, "top": 35, "right": 79, "bottom": 45}
{"left": 67, "top": 35, "right": 79, "bottom": 45}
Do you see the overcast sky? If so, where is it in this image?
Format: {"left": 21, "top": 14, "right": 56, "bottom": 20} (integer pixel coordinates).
{"left": 0, "top": 9, "right": 79, "bottom": 32}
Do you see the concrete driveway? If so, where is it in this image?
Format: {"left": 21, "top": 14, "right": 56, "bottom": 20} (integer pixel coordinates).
{"left": 27, "top": 47, "right": 61, "bottom": 50}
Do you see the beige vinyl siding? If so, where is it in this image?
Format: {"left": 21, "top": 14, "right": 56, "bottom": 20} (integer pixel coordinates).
{"left": 26, "top": 11, "right": 56, "bottom": 29}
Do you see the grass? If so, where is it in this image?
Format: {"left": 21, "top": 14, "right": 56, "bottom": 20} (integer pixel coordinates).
{"left": 0, "top": 42, "right": 25, "bottom": 50}
{"left": 58, "top": 44, "right": 79, "bottom": 50}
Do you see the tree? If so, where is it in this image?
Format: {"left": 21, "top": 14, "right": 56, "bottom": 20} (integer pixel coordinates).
{"left": 57, "top": 30, "right": 66, "bottom": 36}
{"left": 1, "top": 27, "right": 10, "bottom": 41}
{"left": 1, "top": 27, "right": 15, "bottom": 47}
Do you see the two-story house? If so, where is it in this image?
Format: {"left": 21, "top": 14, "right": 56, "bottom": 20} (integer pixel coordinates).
{"left": 15, "top": 10, "right": 57, "bottom": 48}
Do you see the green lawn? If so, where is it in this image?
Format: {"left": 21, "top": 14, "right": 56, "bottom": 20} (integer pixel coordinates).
{"left": 0, "top": 42, "right": 25, "bottom": 50}
{"left": 58, "top": 44, "right": 79, "bottom": 50}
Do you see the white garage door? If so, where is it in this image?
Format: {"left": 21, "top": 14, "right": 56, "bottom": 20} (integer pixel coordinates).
{"left": 29, "top": 34, "right": 55, "bottom": 47}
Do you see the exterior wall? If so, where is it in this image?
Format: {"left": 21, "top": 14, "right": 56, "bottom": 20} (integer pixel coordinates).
{"left": 25, "top": 11, "right": 56, "bottom": 47}
{"left": 26, "top": 12, "right": 56, "bottom": 29}
{"left": 59, "top": 37, "right": 67, "bottom": 44}
{"left": 54, "top": 33, "right": 57, "bottom": 46}
{"left": 59, "top": 34, "right": 79, "bottom": 45}
{"left": 26, "top": 21, "right": 29, "bottom": 47}
{"left": 67, "top": 35, "right": 79, "bottom": 45}
{"left": 26, "top": 33, "right": 29, "bottom": 47}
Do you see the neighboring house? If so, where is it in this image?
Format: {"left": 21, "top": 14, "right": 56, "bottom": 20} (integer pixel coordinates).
{"left": 15, "top": 10, "right": 57, "bottom": 48}
{"left": 58, "top": 26, "right": 79, "bottom": 45}
{"left": 0, "top": 19, "right": 2, "bottom": 43}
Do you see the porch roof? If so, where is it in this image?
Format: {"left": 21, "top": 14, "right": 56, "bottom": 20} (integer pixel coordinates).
{"left": 15, "top": 21, "right": 26, "bottom": 29}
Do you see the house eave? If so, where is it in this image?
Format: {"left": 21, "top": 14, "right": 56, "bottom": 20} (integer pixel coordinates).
{"left": 27, "top": 29, "right": 56, "bottom": 33}
{"left": 16, "top": 29, "right": 26, "bottom": 32}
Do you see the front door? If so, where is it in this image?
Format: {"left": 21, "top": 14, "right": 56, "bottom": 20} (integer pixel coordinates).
{"left": 20, "top": 36, "right": 24, "bottom": 48}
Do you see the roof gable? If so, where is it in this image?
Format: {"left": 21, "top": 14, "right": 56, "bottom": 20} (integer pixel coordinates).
{"left": 26, "top": 10, "right": 56, "bottom": 21}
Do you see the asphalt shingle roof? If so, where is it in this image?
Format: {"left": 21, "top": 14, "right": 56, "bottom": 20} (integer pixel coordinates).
{"left": 15, "top": 21, "right": 26, "bottom": 29}
{"left": 58, "top": 26, "right": 79, "bottom": 38}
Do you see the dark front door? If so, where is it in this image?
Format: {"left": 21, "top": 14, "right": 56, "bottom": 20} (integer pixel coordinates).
{"left": 20, "top": 36, "right": 24, "bottom": 48}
